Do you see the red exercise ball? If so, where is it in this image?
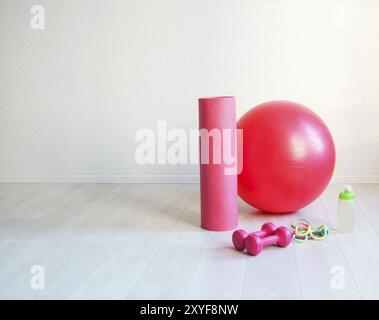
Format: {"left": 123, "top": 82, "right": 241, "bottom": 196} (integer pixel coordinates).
{"left": 237, "top": 101, "right": 335, "bottom": 213}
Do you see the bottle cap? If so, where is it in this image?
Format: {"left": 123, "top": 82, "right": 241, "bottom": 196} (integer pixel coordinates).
{"left": 339, "top": 185, "right": 355, "bottom": 200}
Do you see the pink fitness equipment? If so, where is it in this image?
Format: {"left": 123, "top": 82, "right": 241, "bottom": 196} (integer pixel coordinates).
{"left": 232, "top": 222, "right": 276, "bottom": 251}
{"left": 198, "top": 96, "right": 238, "bottom": 231}
{"left": 245, "top": 226, "right": 292, "bottom": 256}
{"left": 237, "top": 100, "right": 335, "bottom": 213}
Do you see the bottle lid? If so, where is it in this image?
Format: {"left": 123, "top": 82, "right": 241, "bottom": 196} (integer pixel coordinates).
{"left": 339, "top": 185, "right": 355, "bottom": 200}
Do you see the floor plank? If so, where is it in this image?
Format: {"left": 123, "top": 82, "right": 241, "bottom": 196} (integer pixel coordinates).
{"left": 350, "top": 184, "right": 379, "bottom": 236}
{"left": 0, "top": 183, "right": 377, "bottom": 299}
{"left": 241, "top": 203, "right": 302, "bottom": 300}
{"left": 320, "top": 183, "right": 379, "bottom": 299}
{"left": 292, "top": 200, "right": 362, "bottom": 299}
{"left": 0, "top": 184, "right": 125, "bottom": 298}
{"left": 0, "top": 183, "right": 49, "bottom": 216}
{"left": 72, "top": 184, "right": 196, "bottom": 299}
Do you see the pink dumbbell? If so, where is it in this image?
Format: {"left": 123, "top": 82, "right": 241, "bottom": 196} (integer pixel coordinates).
{"left": 245, "top": 226, "right": 292, "bottom": 256}
{"left": 232, "top": 222, "right": 276, "bottom": 251}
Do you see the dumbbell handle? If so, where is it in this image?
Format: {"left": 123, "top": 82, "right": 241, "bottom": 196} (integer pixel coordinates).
{"left": 260, "top": 234, "right": 280, "bottom": 247}
{"left": 250, "top": 229, "right": 270, "bottom": 237}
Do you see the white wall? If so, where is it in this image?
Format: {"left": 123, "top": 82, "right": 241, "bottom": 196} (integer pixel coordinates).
{"left": 1, "top": 0, "right": 379, "bottom": 182}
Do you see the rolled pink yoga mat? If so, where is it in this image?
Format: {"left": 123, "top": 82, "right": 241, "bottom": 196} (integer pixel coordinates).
{"left": 198, "top": 96, "right": 238, "bottom": 231}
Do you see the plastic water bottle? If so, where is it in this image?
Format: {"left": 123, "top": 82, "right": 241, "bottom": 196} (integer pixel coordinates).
{"left": 338, "top": 185, "right": 355, "bottom": 233}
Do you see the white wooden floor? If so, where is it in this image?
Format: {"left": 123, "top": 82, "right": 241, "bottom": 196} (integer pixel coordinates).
{"left": 0, "top": 183, "right": 378, "bottom": 300}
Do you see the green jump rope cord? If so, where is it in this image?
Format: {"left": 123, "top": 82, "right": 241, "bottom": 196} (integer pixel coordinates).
{"left": 291, "top": 218, "right": 329, "bottom": 244}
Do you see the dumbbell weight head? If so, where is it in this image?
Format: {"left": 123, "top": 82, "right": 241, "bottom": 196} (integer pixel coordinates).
{"left": 232, "top": 222, "right": 276, "bottom": 251}
{"left": 245, "top": 226, "right": 292, "bottom": 256}
{"left": 232, "top": 230, "right": 248, "bottom": 251}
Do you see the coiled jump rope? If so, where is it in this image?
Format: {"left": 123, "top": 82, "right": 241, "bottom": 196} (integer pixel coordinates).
{"left": 291, "top": 218, "right": 329, "bottom": 244}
